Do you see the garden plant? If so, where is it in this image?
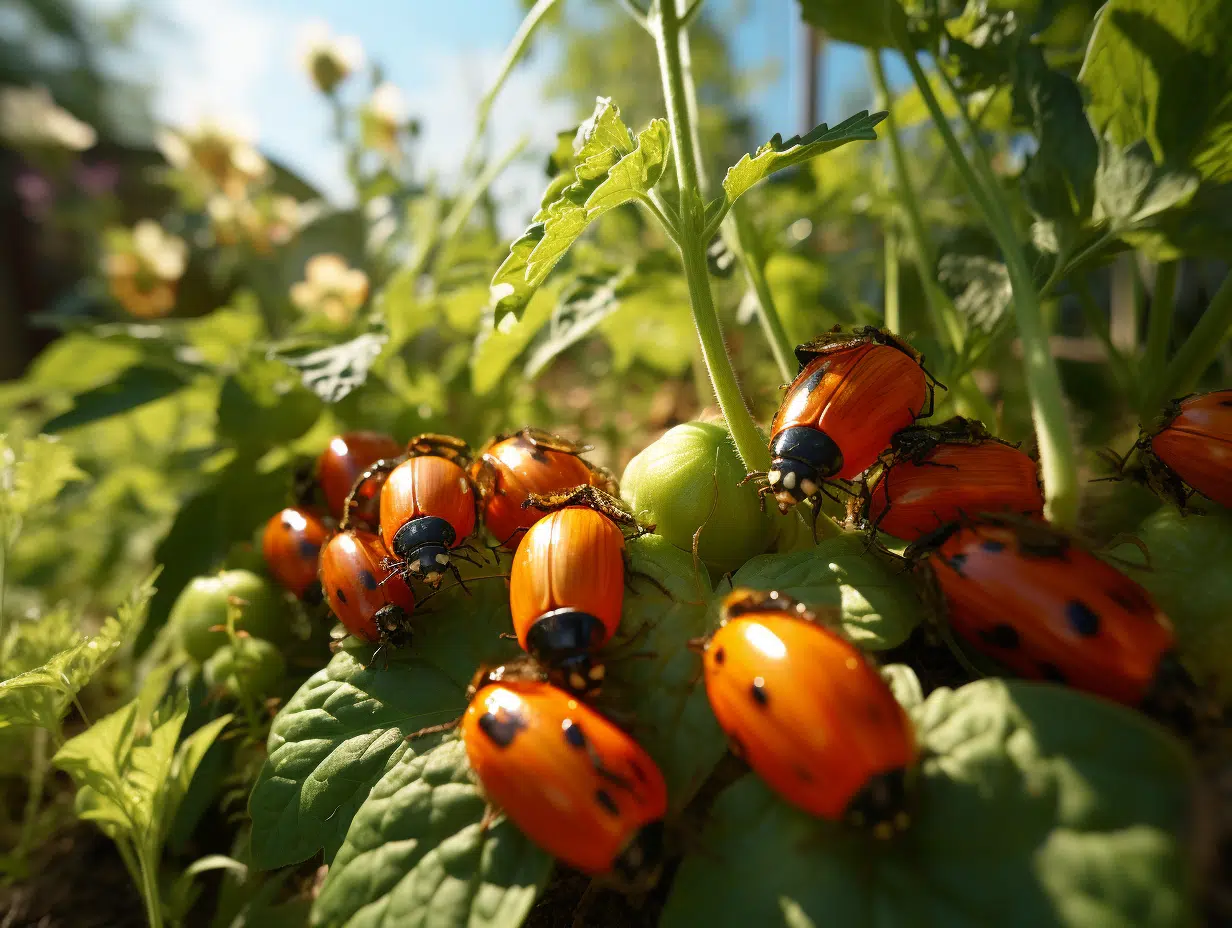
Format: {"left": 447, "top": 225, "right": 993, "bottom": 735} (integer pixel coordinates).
{"left": 2, "top": 0, "right": 1231, "bottom": 926}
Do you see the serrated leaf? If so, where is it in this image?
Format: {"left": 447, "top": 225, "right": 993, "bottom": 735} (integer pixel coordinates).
{"left": 0, "top": 572, "right": 157, "bottom": 732}
{"left": 1, "top": 435, "right": 86, "bottom": 525}
{"left": 716, "top": 537, "right": 923, "bottom": 650}
{"left": 311, "top": 739, "right": 552, "bottom": 928}
{"left": 41, "top": 364, "right": 189, "bottom": 434}
{"left": 53, "top": 698, "right": 141, "bottom": 826}
{"left": 523, "top": 268, "right": 627, "bottom": 379}
{"left": 489, "top": 101, "right": 669, "bottom": 325}
{"left": 1081, "top": 0, "right": 1232, "bottom": 185}
{"left": 1093, "top": 139, "right": 1201, "bottom": 231}
{"left": 275, "top": 333, "right": 389, "bottom": 404}
{"left": 937, "top": 252, "right": 1012, "bottom": 332}
{"left": 662, "top": 679, "right": 1196, "bottom": 928}
{"left": 719, "top": 111, "right": 886, "bottom": 209}
{"left": 248, "top": 652, "right": 464, "bottom": 870}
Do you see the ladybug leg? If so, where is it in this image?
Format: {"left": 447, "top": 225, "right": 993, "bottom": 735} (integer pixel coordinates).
{"left": 341, "top": 457, "right": 403, "bottom": 530}
{"left": 478, "top": 802, "right": 503, "bottom": 834}
{"left": 523, "top": 485, "right": 638, "bottom": 527}
{"left": 403, "top": 717, "right": 461, "bottom": 742}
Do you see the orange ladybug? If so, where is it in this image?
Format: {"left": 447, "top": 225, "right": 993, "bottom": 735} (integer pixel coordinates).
{"left": 1128, "top": 390, "right": 1232, "bottom": 510}
{"left": 508, "top": 486, "right": 636, "bottom": 697}
{"left": 317, "top": 431, "right": 402, "bottom": 526}
{"left": 852, "top": 417, "right": 1044, "bottom": 540}
{"left": 698, "top": 588, "right": 916, "bottom": 835}
{"left": 471, "top": 428, "right": 617, "bottom": 549}
{"left": 377, "top": 434, "right": 478, "bottom": 586}
{"left": 462, "top": 665, "right": 667, "bottom": 889}
{"left": 262, "top": 507, "right": 330, "bottom": 601}
{"left": 762, "top": 326, "right": 937, "bottom": 513}
{"left": 319, "top": 529, "right": 416, "bottom": 649}
{"left": 907, "top": 516, "right": 1178, "bottom": 707}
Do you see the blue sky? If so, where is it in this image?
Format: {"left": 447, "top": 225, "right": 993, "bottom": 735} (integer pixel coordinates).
{"left": 93, "top": 0, "right": 906, "bottom": 229}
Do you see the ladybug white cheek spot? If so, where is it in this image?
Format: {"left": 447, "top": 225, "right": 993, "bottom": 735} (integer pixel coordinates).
{"left": 782, "top": 471, "right": 798, "bottom": 490}
{"left": 800, "top": 479, "right": 818, "bottom": 498}
{"left": 767, "top": 470, "right": 782, "bottom": 485}
{"left": 435, "top": 553, "right": 449, "bottom": 565}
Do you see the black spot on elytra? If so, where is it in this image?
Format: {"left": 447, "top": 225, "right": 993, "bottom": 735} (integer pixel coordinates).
{"left": 979, "top": 623, "right": 1020, "bottom": 650}
{"left": 359, "top": 570, "right": 379, "bottom": 590}
{"left": 478, "top": 710, "right": 526, "bottom": 748}
{"left": 800, "top": 363, "right": 827, "bottom": 395}
{"left": 750, "top": 679, "right": 768, "bottom": 706}
{"left": 1066, "top": 600, "right": 1101, "bottom": 637}
{"left": 946, "top": 553, "right": 968, "bottom": 575}
{"left": 630, "top": 760, "right": 649, "bottom": 784}
{"left": 336, "top": 588, "right": 348, "bottom": 604}
{"left": 714, "top": 647, "right": 726, "bottom": 665}
{"left": 981, "top": 539, "right": 1006, "bottom": 553}
{"left": 595, "top": 788, "right": 619, "bottom": 817}
{"left": 298, "top": 539, "right": 320, "bottom": 559}
{"left": 793, "top": 764, "right": 814, "bottom": 782}
{"left": 1220, "top": 399, "right": 1232, "bottom": 407}
{"left": 562, "top": 720, "right": 586, "bottom": 749}
{"left": 1038, "top": 662, "right": 1067, "bottom": 683}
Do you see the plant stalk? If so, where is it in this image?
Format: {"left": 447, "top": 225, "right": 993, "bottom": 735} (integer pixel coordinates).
{"left": 1141, "top": 261, "right": 1178, "bottom": 407}
{"left": 726, "top": 206, "right": 795, "bottom": 382}
{"left": 136, "top": 843, "right": 165, "bottom": 928}
{"left": 902, "top": 38, "right": 1080, "bottom": 526}
{"left": 884, "top": 220, "right": 900, "bottom": 334}
{"left": 1145, "top": 269, "right": 1232, "bottom": 415}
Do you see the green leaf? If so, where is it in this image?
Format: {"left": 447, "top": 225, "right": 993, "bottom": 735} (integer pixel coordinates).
{"left": 1081, "top": 0, "right": 1232, "bottom": 184}
{"left": 1109, "top": 505, "right": 1232, "bottom": 703}
{"left": 719, "top": 537, "right": 922, "bottom": 650}
{"left": 937, "top": 252, "right": 1011, "bottom": 333}
{"left": 163, "top": 713, "right": 233, "bottom": 842}
{"left": 662, "top": 679, "right": 1196, "bottom": 928}
{"left": 276, "top": 333, "right": 389, "bottom": 404}
{"left": 41, "top": 364, "right": 189, "bottom": 434}
{"left": 718, "top": 111, "right": 886, "bottom": 211}
{"left": 1, "top": 435, "right": 86, "bottom": 525}
{"left": 378, "top": 266, "right": 433, "bottom": 351}
{"left": 311, "top": 739, "right": 552, "bottom": 928}
{"left": 881, "top": 663, "right": 923, "bottom": 710}
{"left": 0, "top": 572, "right": 157, "bottom": 732}
{"left": 248, "top": 651, "right": 463, "bottom": 870}
{"left": 124, "top": 695, "right": 192, "bottom": 838}
{"left": 489, "top": 99, "right": 669, "bottom": 325}
{"left": 611, "top": 535, "right": 726, "bottom": 806}
{"left": 470, "top": 287, "right": 556, "bottom": 396}
{"left": 1093, "top": 139, "right": 1201, "bottom": 232}
{"left": 217, "top": 356, "right": 323, "bottom": 450}
{"left": 53, "top": 698, "right": 142, "bottom": 832}
{"left": 796, "top": 0, "right": 906, "bottom": 49}
{"left": 522, "top": 267, "right": 627, "bottom": 379}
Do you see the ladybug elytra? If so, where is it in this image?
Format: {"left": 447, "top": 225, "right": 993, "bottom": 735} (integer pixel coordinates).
{"left": 319, "top": 529, "right": 416, "bottom": 649}
{"left": 262, "top": 506, "right": 330, "bottom": 601}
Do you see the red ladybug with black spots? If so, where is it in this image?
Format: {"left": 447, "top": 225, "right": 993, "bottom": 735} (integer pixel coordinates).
{"left": 461, "top": 662, "right": 668, "bottom": 889}
{"left": 906, "top": 515, "right": 1186, "bottom": 712}
{"left": 319, "top": 529, "right": 416, "bottom": 652}
{"left": 263, "top": 506, "right": 330, "bottom": 601}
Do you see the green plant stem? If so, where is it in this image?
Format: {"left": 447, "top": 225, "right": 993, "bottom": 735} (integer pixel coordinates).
{"left": 1145, "top": 269, "right": 1232, "bottom": 415}
{"left": 1142, "top": 261, "right": 1178, "bottom": 398}
{"left": 136, "top": 843, "right": 165, "bottom": 928}
{"left": 902, "top": 39, "right": 1079, "bottom": 527}
{"left": 867, "top": 50, "right": 963, "bottom": 354}
{"left": 726, "top": 206, "right": 795, "bottom": 382}
{"left": 884, "top": 221, "right": 900, "bottom": 334}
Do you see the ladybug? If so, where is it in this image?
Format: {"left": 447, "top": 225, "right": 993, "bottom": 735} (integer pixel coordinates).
{"left": 850, "top": 416, "right": 1044, "bottom": 541}
{"left": 373, "top": 433, "right": 478, "bottom": 586}
{"left": 262, "top": 507, "right": 330, "bottom": 601}
{"left": 317, "top": 431, "right": 402, "bottom": 526}
{"left": 906, "top": 515, "right": 1181, "bottom": 709}
{"left": 319, "top": 529, "right": 416, "bottom": 650}
{"left": 471, "top": 427, "right": 618, "bottom": 549}
{"left": 696, "top": 588, "right": 916, "bottom": 836}
{"left": 1121, "top": 390, "right": 1232, "bottom": 510}
{"left": 760, "top": 326, "right": 939, "bottom": 513}
{"left": 509, "top": 485, "right": 641, "bottom": 697}
{"left": 462, "top": 663, "right": 667, "bottom": 889}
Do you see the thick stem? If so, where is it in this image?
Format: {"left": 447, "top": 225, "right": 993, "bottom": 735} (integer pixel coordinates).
{"left": 884, "top": 221, "right": 900, "bottom": 334}
{"left": 1141, "top": 261, "right": 1178, "bottom": 407}
{"left": 1145, "top": 269, "right": 1232, "bottom": 415}
{"left": 727, "top": 206, "right": 795, "bottom": 382}
{"left": 653, "top": 1, "right": 702, "bottom": 202}
{"left": 902, "top": 39, "right": 1079, "bottom": 526}
{"left": 136, "top": 844, "right": 165, "bottom": 928}
{"left": 867, "top": 50, "right": 963, "bottom": 353}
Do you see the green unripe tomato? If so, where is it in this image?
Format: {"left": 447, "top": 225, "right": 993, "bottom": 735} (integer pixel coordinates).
{"left": 621, "top": 421, "right": 777, "bottom": 575}
{"left": 203, "top": 637, "right": 287, "bottom": 698}
{"left": 170, "top": 570, "right": 289, "bottom": 664}
{"left": 1113, "top": 506, "right": 1232, "bottom": 702}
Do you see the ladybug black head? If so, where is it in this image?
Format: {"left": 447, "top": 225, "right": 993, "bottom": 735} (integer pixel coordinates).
{"left": 768, "top": 426, "right": 843, "bottom": 508}
{"left": 608, "top": 819, "right": 665, "bottom": 893}
{"left": 392, "top": 516, "right": 457, "bottom": 584}
{"left": 525, "top": 608, "right": 607, "bottom": 698}
{"left": 844, "top": 765, "right": 913, "bottom": 839}
{"left": 373, "top": 604, "right": 413, "bottom": 650}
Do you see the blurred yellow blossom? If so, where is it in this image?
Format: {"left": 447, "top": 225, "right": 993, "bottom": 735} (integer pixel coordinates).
{"left": 0, "top": 85, "right": 96, "bottom": 151}
{"left": 102, "top": 220, "right": 188, "bottom": 319}
{"left": 157, "top": 121, "right": 269, "bottom": 200}
{"left": 297, "top": 20, "right": 365, "bottom": 94}
{"left": 208, "top": 192, "right": 300, "bottom": 254}
{"left": 290, "top": 254, "right": 369, "bottom": 324}
{"left": 360, "top": 82, "right": 409, "bottom": 155}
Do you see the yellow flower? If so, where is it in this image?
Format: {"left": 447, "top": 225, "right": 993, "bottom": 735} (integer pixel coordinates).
{"left": 0, "top": 85, "right": 96, "bottom": 151}
{"left": 360, "top": 82, "right": 409, "bottom": 155}
{"left": 102, "top": 220, "right": 188, "bottom": 319}
{"left": 297, "top": 20, "right": 364, "bottom": 94}
{"left": 157, "top": 121, "right": 269, "bottom": 200}
{"left": 290, "top": 254, "right": 369, "bottom": 324}
{"left": 208, "top": 193, "right": 300, "bottom": 254}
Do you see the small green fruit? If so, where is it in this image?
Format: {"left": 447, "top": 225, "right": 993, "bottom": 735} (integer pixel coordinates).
{"left": 170, "top": 570, "right": 289, "bottom": 664}
{"left": 621, "top": 421, "right": 776, "bottom": 575}
{"left": 203, "top": 637, "right": 287, "bottom": 698}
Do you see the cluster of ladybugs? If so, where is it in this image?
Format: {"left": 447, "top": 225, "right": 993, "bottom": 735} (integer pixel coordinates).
{"left": 257, "top": 324, "right": 1231, "bottom": 892}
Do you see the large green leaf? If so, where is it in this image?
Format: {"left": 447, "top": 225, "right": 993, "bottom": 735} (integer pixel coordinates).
{"left": 796, "top": 0, "right": 906, "bottom": 49}
{"left": 216, "top": 355, "right": 323, "bottom": 450}
{"left": 41, "top": 364, "right": 190, "bottom": 434}
{"left": 1081, "top": 0, "right": 1232, "bottom": 184}
{"left": 662, "top": 680, "right": 1196, "bottom": 928}
{"left": 715, "top": 111, "right": 886, "bottom": 219}
{"left": 1, "top": 434, "right": 86, "bottom": 528}
{"left": 718, "top": 536, "right": 923, "bottom": 650}
{"left": 0, "top": 572, "right": 156, "bottom": 732}
{"left": 469, "top": 287, "right": 556, "bottom": 396}
{"left": 311, "top": 739, "right": 552, "bottom": 928}
{"left": 489, "top": 99, "right": 669, "bottom": 325}
{"left": 248, "top": 652, "right": 464, "bottom": 870}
